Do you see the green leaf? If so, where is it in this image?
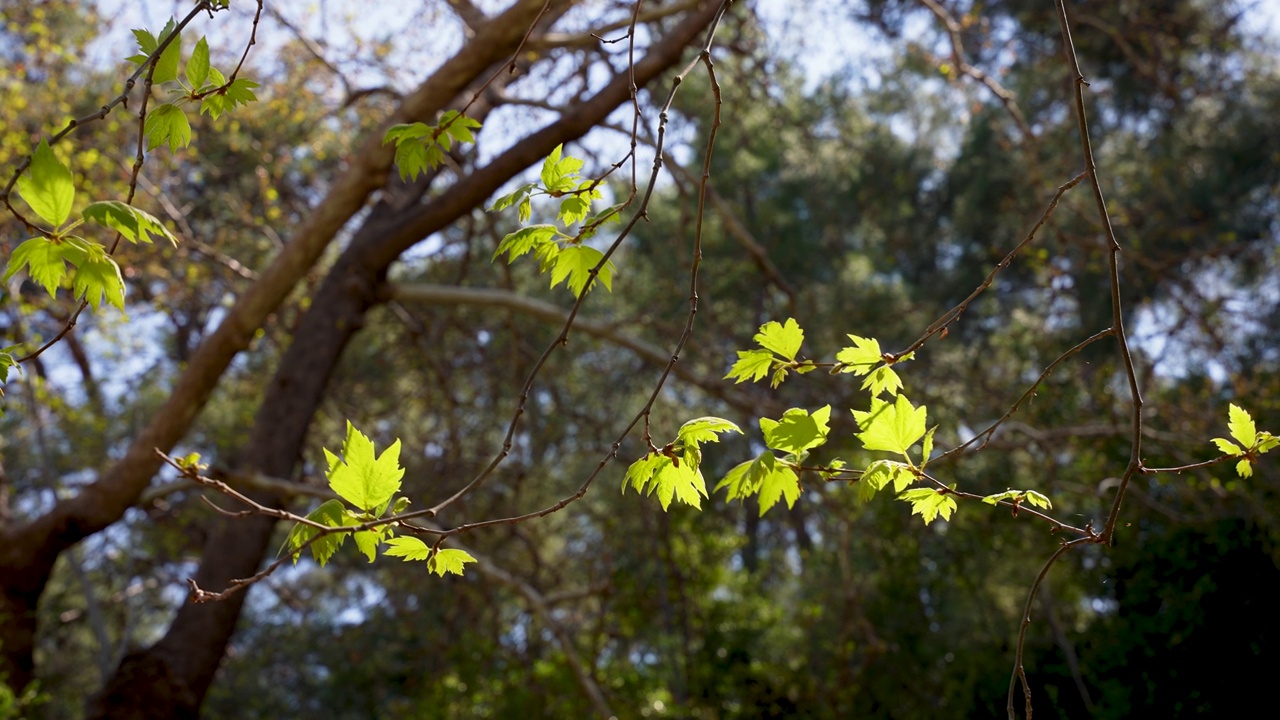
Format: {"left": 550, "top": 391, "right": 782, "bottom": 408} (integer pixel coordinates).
{"left": 920, "top": 426, "right": 936, "bottom": 467}
{"left": 982, "top": 490, "right": 1022, "bottom": 506}
{"left": 558, "top": 194, "right": 592, "bottom": 225}
{"left": 623, "top": 452, "right": 707, "bottom": 511}
{"left": 384, "top": 536, "right": 433, "bottom": 561}
{"left": 760, "top": 406, "right": 831, "bottom": 455}
{"left": 4, "top": 237, "right": 79, "bottom": 296}
{"left": 71, "top": 249, "right": 126, "bottom": 310}
{"left": 624, "top": 452, "right": 666, "bottom": 494}
{"left": 394, "top": 140, "right": 428, "bottom": 181}
{"left": 440, "top": 111, "right": 481, "bottom": 144}
{"left": 1211, "top": 438, "right": 1243, "bottom": 456}
{"left": 855, "top": 394, "right": 927, "bottom": 456}
{"left": 17, "top": 140, "right": 75, "bottom": 227}
{"left": 489, "top": 183, "right": 537, "bottom": 213}
{"left": 1025, "top": 490, "right": 1052, "bottom": 510}
{"left": 678, "top": 417, "right": 742, "bottom": 447}
{"left": 549, "top": 245, "right": 614, "bottom": 297}
{"left": 186, "top": 36, "right": 210, "bottom": 88}
{"left": 131, "top": 28, "right": 158, "bottom": 57}
{"left": 836, "top": 335, "right": 881, "bottom": 376}
{"left": 540, "top": 144, "right": 583, "bottom": 193}
{"left": 493, "top": 224, "right": 558, "bottom": 262}
{"left": 862, "top": 365, "right": 903, "bottom": 397}
{"left": 725, "top": 349, "right": 774, "bottom": 384}
{"left": 83, "top": 201, "right": 178, "bottom": 246}
{"left": 352, "top": 530, "right": 380, "bottom": 563}
{"left": 1258, "top": 434, "right": 1279, "bottom": 454}
{"left": 152, "top": 20, "right": 181, "bottom": 84}
{"left": 324, "top": 422, "right": 405, "bottom": 512}
{"left": 1235, "top": 458, "right": 1253, "bottom": 478}
{"left": 383, "top": 122, "right": 432, "bottom": 146}
{"left": 281, "top": 499, "right": 348, "bottom": 566}
{"left": 201, "top": 77, "right": 258, "bottom": 118}
{"left": 1228, "top": 403, "right": 1258, "bottom": 447}
{"left": 145, "top": 104, "right": 191, "bottom": 151}
{"left": 754, "top": 318, "right": 804, "bottom": 361}
{"left": 898, "top": 487, "right": 958, "bottom": 525}
{"left": 429, "top": 548, "right": 477, "bottom": 577}
{"left": 757, "top": 460, "right": 800, "bottom": 516}
{"left": 857, "top": 459, "right": 913, "bottom": 503}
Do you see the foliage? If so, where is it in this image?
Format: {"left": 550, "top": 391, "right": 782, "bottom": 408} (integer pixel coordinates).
{"left": 281, "top": 422, "right": 475, "bottom": 575}
{"left": 3, "top": 1, "right": 1280, "bottom": 718}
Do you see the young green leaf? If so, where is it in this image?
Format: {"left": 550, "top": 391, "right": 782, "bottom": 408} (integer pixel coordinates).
{"left": 760, "top": 406, "right": 831, "bottom": 455}
{"left": 1227, "top": 403, "right": 1258, "bottom": 447}
{"left": 145, "top": 104, "right": 192, "bottom": 151}
{"left": 855, "top": 394, "right": 927, "bottom": 456}
{"left": 201, "top": 77, "right": 259, "bottom": 118}
{"left": 384, "top": 536, "right": 432, "bottom": 561}
{"left": 324, "top": 422, "right": 405, "bottom": 513}
{"left": 383, "top": 122, "right": 432, "bottom": 146}
{"left": 4, "top": 237, "right": 81, "bottom": 296}
{"left": 1211, "top": 438, "right": 1243, "bottom": 456}
{"left": 623, "top": 453, "right": 708, "bottom": 510}
{"left": 71, "top": 250, "right": 126, "bottom": 310}
{"left": 549, "top": 245, "right": 614, "bottom": 297}
{"left": 725, "top": 349, "right": 774, "bottom": 385}
{"left": 862, "top": 365, "right": 903, "bottom": 397}
{"left": 493, "top": 224, "right": 558, "bottom": 262}
{"left": 152, "top": 21, "right": 181, "bottom": 84}
{"left": 756, "top": 460, "right": 800, "bottom": 515}
{"left": 352, "top": 530, "right": 381, "bottom": 563}
{"left": 836, "top": 335, "right": 881, "bottom": 376}
{"left": 17, "top": 140, "right": 75, "bottom": 228}
{"left": 540, "top": 144, "right": 584, "bottom": 193}
{"left": 186, "top": 36, "right": 210, "bottom": 88}
{"left": 394, "top": 140, "right": 429, "bottom": 181}
{"left": 489, "top": 183, "right": 537, "bottom": 213}
{"left": 281, "top": 499, "right": 348, "bottom": 566}
{"left": 429, "top": 548, "right": 477, "bottom": 577}
{"left": 83, "top": 201, "right": 178, "bottom": 245}
{"left": 1025, "top": 490, "right": 1052, "bottom": 510}
{"left": 753, "top": 318, "right": 804, "bottom": 362}
{"left": 677, "top": 417, "right": 743, "bottom": 447}
{"left": 898, "top": 487, "right": 957, "bottom": 525}
{"left": 130, "top": 28, "right": 159, "bottom": 58}
{"left": 920, "top": 426, "right": 936, "bottom": 467}
{"left": 1236, "top": 459, "right": 1253, "bottom": 478}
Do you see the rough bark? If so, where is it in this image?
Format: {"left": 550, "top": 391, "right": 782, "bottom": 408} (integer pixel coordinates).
{"left": 85, "top": 2, "right": 721, "bottom": 715}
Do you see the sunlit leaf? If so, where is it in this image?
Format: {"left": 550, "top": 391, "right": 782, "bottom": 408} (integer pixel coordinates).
{"left": 753, "top": 318, "right": 804, "bottom": 361}
{"left": 725, "top": 349, "right": 774, "bottom": 384}
{"left": 760, "top": 406, "right": 830, "bottom": 455}
{"left": 384, "top": 536, "right": 433, "bottom": 561}
{"left": 898, "top": 487, "right": 957, "bottom": 525}
{"left": 17, "top": 140, "right": 75, "bottom": 227}
{"left": 1228, "top": 403, "right": 1257, "bottom": 448}
{"left": 836, "top": 335, "right": 881, "bottom": 376}
{"left": 429, "top": 548, "right": 477, "bottom": 577}
{"left": 325, "top": 422, "right": 405, "bottom": 512}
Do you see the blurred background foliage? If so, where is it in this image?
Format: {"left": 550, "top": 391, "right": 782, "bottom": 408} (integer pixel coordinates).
{"left": 2, "top": 0, "right": 1278, "bottom": 717}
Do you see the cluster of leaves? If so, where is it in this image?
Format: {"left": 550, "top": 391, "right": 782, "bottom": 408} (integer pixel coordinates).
{"left": 4, "top": 141, "right": 177, "bottom": 312}
{"left": 281, "top": 422, "right": 476, "bottom": 577}
{"left": 1212, "top": 403, "right": 1278, "bottom": 478}
{"left": 489, "top": 145, "right": 623, "bottom": 298}
{"left": 629, "top": 313, "right": 1280, "bottom": 532}
{"left": 623, "top": 417, "right": 742, "bottom": 510}
{"left": 383, "top": 110, "right": 483, "bottom": 181}
{"left": 632, "top": 318, "right": 1019, "bottom": 526}
{"left": 129, "top": 19, "right": 259, "bottom": 151}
